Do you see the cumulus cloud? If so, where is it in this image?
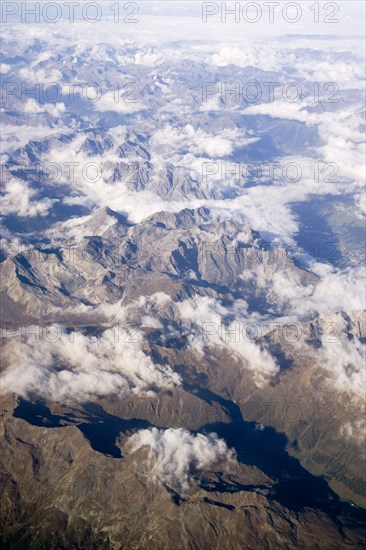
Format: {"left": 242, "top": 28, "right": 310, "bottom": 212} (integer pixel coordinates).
{"left": 319, "top": 334, "right": 365, "bottom": 399}
{"left": 127, "top": 427, "right": 236, "bottom": 490}
{"left": 134, "top": 49, "right": 166, "bottom": 66}
{"left": 296, "top": 60, "right": 365, "bottom": 86}
{"left": 1, "top": 176, "right": 56, "bottom": 217}
{"left": 23, "top": 98, "right": 66, "bottom": 117}
{"left": 176, "top": 296, "right": 279, "bottom": 385}
{"left": 0, "top": 124, "right": 71, "bottom": 154}
{"left": 8, "top": 34, "right": 363, "bottom": 237}
{"left": 30, "top": 132, "right": 206, "bottom": 223}
{"left": 18, "top": 66, "right": 62, "bottom": 84}
{"left": 0, "top": 62, "right": 11, "bottom": 74}
{"left": 23, "top": 98, "right": 44, "bottom": 114}
{"left": 94, "top": 92, "right": 145, "bottom": 114}
{"left": 1, "top": 326, "right": 181, "bottom": 402}
{"left": 310, "top": 312, "right": 366, "bottom": 400}
{"left": 270, "top": 264, "right": 366, "bottom": 317}
{"left": 210, "top": 45, "right": 281, "bottom": 71}
{"left": 151, "top": 124, "right": 241, "bottom": 158}
{"left": 243, "top": 101, "right": 366, "bottom": 217}
{"left": 341, "top": 419, "right": 366, "bottom": 447}
{"left": 199, "top": 95, "right": 223, "bottom": 113}
{"left": 36, "top": 129, "right": 349, "bottom": 241}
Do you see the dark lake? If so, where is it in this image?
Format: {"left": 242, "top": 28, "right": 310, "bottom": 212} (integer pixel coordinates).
{"left": 13, "top": 395, "right": 366, "bottom": 536}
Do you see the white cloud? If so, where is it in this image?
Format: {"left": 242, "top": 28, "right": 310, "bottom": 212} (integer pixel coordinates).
{"left": 134, "top": 49, "right": 166, "bottom": 66}
{"left": 270, "top": 264, "right": 366, "bottom": 317}
{"left": 94, "top": 92, "right": 145, "bottom": 114}
{"left": 1, "top": 326, "right": 182, "bottom": 402}
{"left": 176, "top": 296, "right": 279, "bottom": 385}
{"left": 1, "top": 176, "right": 56, "bottom": 217}
{"left": 23, "top": 98, "right": 44, "bottom": 114}
{"left": 199, "top": 95, "right": 222, "bottom": 112}
{"left": 23, "top": 98, "right": 66, "bottom": 117}
{"left": 127, "top": 427, "right": 236, "bottom": 490}
{"left": 19, "top": 67, "right": 62, "bottom": 84}
{"left": 31, "top": 51, "right": 53, "bottom": 67}
{"left": 0, "top": 63, "right": 11, "bottom": 74}
{"left": 141, "top": 315, "right": 164, "bottom": 329}
{"left": 211, "top": 45, "right": 282, "bottom": 71}
{"left": 0, "top": 125, "right": 71, "bottom": 154}
{"left": 296, "top": 60, "right": 365, "bottom": 85}
{"left": 151, "top": 124, "right": 242, "bottom": 158}
{"left": 243, "top": 101, "right": 366, "bottom": 211}
{"left": 318, "top": 331, "right": 366, "bottom": 399}
{"left": 341, "top": 419, "right": 366, "bottom": 447}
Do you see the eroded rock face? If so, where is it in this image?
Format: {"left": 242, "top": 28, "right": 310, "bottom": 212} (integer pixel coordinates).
{"left": 1, "top": 17, "right": 365, "bottom": 547}
{"left": 0, "top": 206, "right": 316, "bottom": 321}
{"left": 1, "top": 207, "right": 365, "bottom": 548}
